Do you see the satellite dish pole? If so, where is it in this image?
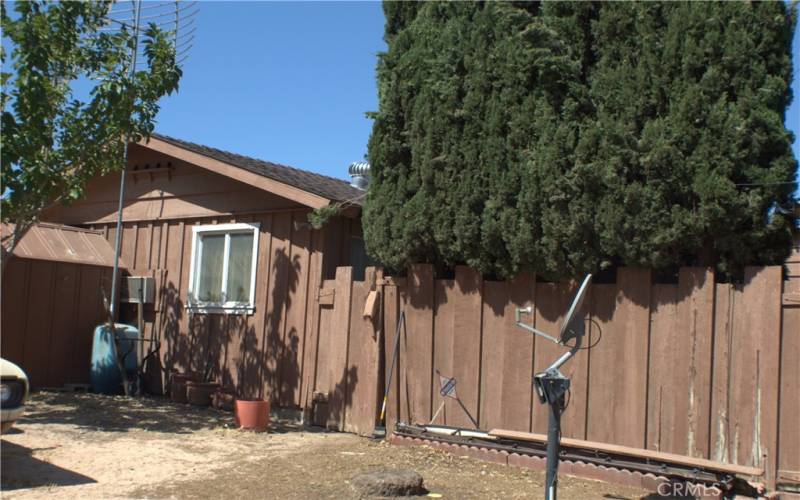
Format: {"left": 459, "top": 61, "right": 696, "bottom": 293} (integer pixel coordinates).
{"left": 515, "top": 274, "right": 592, "bottom": 500}
{"left": 105, "top": 0, "right": 198, "bottom": 321}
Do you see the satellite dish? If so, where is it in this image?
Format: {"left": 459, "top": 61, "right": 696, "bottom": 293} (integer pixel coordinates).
{"left": 514, "top": 274, "right": 593, "bottom": 347}
{"left": 559, "top": 274, "right": 592, "bottom": 344}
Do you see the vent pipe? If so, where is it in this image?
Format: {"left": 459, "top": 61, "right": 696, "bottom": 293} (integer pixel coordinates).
{"left": 348, "top": 161, "right": 370, "bottom": 190}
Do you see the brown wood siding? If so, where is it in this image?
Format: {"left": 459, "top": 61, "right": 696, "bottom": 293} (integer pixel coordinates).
{"left": 43, "top": 144, "right": 305, "bottom": 225}
{"left": 380, "top": 265, "right": 796, "bottom": 489}
{"left": 90, "top": 209, "right": 332, "bottom": 408}
{"left": 1, "top": 258, "right": 112, "bottom": 388}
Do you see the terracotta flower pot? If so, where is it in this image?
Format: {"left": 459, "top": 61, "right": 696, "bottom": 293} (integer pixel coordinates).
{"left": 186, "top": 381, "right": 219, "bottom": 407}
{"left": 235, "top": 399, "right": 270, "bottom": 432}
{"left": 212, "top": 388, "right": 236, "bottom": 412}
{"left": 170, "top": 373, "right": 195, "bottom": 403}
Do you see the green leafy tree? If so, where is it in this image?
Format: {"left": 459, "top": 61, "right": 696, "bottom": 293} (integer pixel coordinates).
{"left": 1, "top": 0, "right": 182, "bottom": 250}
{"left": 365, "top": 1, "right": 797, "bottom": 279}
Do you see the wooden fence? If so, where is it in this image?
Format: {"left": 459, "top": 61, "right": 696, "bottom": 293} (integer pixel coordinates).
{"left": 379, "top": 264, "right": 799, "bottom": 491}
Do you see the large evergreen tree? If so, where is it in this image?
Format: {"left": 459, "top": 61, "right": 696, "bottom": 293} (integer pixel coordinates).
{"left": 365, "top": 1, "right": 797, "bottom": 279}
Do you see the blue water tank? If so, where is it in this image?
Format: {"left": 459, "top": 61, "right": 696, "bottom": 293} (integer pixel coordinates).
{"left": 90, "top": 323, "right": 139, "bottom": 395}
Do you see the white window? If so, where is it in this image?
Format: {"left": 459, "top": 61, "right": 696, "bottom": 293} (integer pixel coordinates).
{"left": 187, "top": 223, "right": 259, "bottom": 314}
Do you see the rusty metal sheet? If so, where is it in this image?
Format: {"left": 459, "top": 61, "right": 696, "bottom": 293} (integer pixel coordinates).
{"left": 2, "top": 222, "right": 121, "bottom": 268}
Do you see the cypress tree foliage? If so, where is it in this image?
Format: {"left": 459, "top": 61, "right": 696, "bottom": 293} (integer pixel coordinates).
{"left": 365, "top": 1, "right": 797, "bottom": 279}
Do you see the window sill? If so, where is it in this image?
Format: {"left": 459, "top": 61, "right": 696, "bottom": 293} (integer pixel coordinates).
{"left": 185, "top": 305, "right": 255, "bottom": 315}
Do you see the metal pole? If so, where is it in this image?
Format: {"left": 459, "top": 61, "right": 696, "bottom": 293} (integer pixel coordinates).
{"left": 109, "top": 0, "right": 143, "bottom": 321}
{"left": 545, "top": 395, "right": 564, "bottom": 500}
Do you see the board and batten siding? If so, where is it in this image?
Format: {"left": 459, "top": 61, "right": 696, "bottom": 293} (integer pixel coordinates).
{"left": 90, "top": 210, "right": 334, "bottom": 408}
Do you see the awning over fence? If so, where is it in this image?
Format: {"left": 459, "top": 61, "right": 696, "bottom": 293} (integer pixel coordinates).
{"left": 1, "top": 222, "right": 121, "bottom": 267}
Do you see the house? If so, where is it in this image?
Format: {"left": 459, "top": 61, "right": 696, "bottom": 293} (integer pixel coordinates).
{"left": 42, "top": 133, "right": 368, "bottom": 407}
{"left": 1, "top": 222, "right": 123, "bottom": 388}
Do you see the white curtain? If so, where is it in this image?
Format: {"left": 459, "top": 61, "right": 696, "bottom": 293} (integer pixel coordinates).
{"left": 197, "top": 234, "right": 224, "bottom": 301}
{"left": 226, "top": 233, "right": 253, "bottom": 302}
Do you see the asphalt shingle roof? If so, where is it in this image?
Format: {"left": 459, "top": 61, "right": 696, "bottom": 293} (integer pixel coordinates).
{"left": 151, "top": 133, "right": 364, "bottom": 205}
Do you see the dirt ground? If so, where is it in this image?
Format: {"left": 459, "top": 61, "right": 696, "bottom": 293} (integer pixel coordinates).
{"left": 1, "top": 392, "right": 651, "bottom": 499}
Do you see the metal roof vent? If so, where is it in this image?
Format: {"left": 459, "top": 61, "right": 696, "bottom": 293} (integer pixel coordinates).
{"left": 348, "top": 161, "right": 370, "bottom": 190}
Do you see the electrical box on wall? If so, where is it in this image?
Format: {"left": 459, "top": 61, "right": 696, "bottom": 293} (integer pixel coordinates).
{"left": 121, "top": 276, "right": 155, "bottom": 304}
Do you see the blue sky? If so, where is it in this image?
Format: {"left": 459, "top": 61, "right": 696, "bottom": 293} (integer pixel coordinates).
{"left": 156, "top": 0, "right": 800, "bottom": 187}
{"left": 153, "top": 1, "right": 386, "bottom": 181}
{"left": 3, "top": 1, "right": 800, "bottom": 186}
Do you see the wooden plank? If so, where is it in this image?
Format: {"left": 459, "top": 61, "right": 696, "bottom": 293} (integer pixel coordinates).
{"left": 647, "top": 284, "right": 681, "bottom": 453}
{"left": 450, "top": 267, "right": 482, "bottom": 428}
{"left": 263, "top": 212, "right": 291, "bottom": 403}
{"left": 404, "top": 264, "right": 435, "bottom": 424}
{"left": 46, "top": 263, "right": 80, "bottom": 387}
{"left": 432, "top": 279, "right": 456, "bottom": 426}
{"left": 70, "top": 266, "right": 103, "bottom": 384}
{"left": 587, "top": 268, "right": 651, "bottom": 449}
{"left": 326, "top": 266, "right": 353, "bottom": 430}
{"left": 317, "top": 288, "right": 335, "bottom": 305}
{"left": 488, "top": 429, "right": 764, "bottom": 478}
{"left": 710, "top": 282, "right": 734, "bottom": 464}
{"left": 1, "top": 259, "right": 30, "bottom": 365}
{"left": 382, "top": 284, "right": 401, "bottom": 434}
{"left": 675, "top": 268, "right": 715, "bottom": 459}
{"left": 22, "top": 261, "right": 57, "bottom": 387}
{"left": 478, "top": 280, "right": 504, "bottom": 430}
{"left": 778, "top": 278, "right": 800, "bottom": 478}
{"left": 279, "top": 211, "right": 312, "bottom": 406}
{"left": 729, "top": 267, "right": 782, "bottom": 487}
{"left": 299, "top": 227, "right": 324, "bottom": 409}
{"left": 244, "top": 213, "right": 273, "bottom": 399}
{"left": 344, "top": 268, "right": 381, "bottom": 435}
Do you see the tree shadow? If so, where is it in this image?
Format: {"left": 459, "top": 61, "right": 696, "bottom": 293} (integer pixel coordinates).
{"left": 1, "top": 440, "right": 96, "bottom": 491}
{"left": 20, "top": 391, "right": 235, "bottom": 434}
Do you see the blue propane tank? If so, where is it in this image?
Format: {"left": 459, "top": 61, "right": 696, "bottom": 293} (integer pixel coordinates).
{"left": 90, "top": 323, "right": 139, "bottom": 394}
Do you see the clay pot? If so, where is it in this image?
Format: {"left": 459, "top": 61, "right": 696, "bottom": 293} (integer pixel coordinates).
{"left": 186, "top": 381, "right": 220, "bottom": 407}
{"left": 169, "top": 373, "right": 194, "bottom": 403}
{"left": 235, "top": 399, "right": 270, "bottom": 432}
{"left": 212, "top": 388, "right": 236, "bottom": 412}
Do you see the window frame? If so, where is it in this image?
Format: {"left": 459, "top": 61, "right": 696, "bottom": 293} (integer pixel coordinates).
{"left": 187, "top": 222, "right": 260, "bottom": 315}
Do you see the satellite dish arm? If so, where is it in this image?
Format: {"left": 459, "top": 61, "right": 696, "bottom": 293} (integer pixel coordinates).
{"left": 514, "top": 307, "right": 560, "bottom": 344}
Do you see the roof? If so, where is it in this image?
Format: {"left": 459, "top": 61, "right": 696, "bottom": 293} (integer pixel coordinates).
{"left": 1, "top": 222, "right": 122, "bottom": 268}
{"left": 150, "top": 133, "right": 364, "bottom": 206}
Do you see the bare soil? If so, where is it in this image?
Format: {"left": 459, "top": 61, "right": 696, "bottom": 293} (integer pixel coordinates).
{"left": 1, "top": 392, "right": 650, "bottom": 499}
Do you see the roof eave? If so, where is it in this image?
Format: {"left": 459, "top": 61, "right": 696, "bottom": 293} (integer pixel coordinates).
{"left": 140, "top": 136, "right": 333, "bottom": 210}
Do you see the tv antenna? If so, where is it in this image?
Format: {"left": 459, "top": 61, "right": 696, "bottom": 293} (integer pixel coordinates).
{"left": 515, "top": 274, "right": 592, "bottom": 500}
{"left": 106, "top": 0, "right": 198, "bottom": 320}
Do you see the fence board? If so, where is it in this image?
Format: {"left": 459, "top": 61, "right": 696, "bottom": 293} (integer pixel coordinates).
{"left": 326, "top": 266, "right": 353, "bottom": 430}
{"left": 647, "top": 284, "right": 681, "bottom": 453}
{"left": 480, "top": 274, "right": 536, "bottom": 433}
{"left": 729, "top": 267, "right": 781, "bottom": 486}
{"left": 778, "top": 277, "right": 800, "bottom": 484}
{"left": 432, "top": 279, "right": 456, "bottom": 425}
{"left": 677, "top": 268, "right": 714, "bottom": 458}
{"left": 403, "top": 264, "right": 435, "bottom": 424}
{"left": 710, "top": 283, "right": 734, "bottom": 464}
{"left": 382, "top": 284, "right": 401, "bottom": 433}
{"left": 344, "top": 268, "right": 381, "bottom": 436}
{"left": 450, "top": 266, "right": 482, "bottom": 428}
{"left": 587, "top": 269, "right": 651, "bottom": 448}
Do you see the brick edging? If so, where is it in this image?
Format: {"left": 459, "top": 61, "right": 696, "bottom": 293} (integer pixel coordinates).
{"left": 389, "top": 434, "right": 673, "bottom": 493}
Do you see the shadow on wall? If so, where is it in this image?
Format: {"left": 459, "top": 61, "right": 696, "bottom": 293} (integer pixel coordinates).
{"left": 151, "top": 247, "right": 305, "bottom": 406}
